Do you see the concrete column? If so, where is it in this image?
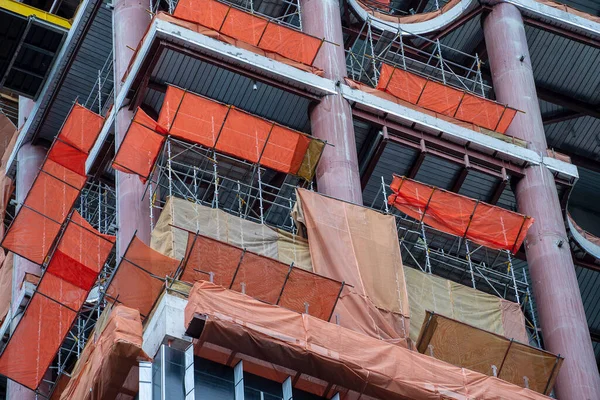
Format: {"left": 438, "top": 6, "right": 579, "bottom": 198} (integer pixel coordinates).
{"left": 113, "top": 0, "right": 152, "bottom": 257}
{"left": 484, "top": 4, "right": 600, "bottom": 399}
{"left": 299, "top": 0, "right": 362, "bottom": 204}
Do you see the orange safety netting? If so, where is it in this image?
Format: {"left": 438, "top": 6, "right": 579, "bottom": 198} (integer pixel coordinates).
{"left": 185, "top": 281, "right": 551, "bottom": 400}
{"left": 416, "top": 311, "right": 563, "bottom": 395}
{"left": 106, "top": 236, "right": 181, "bottom": 318}
{"left": 376, "top": 63, "right": 519, "bottom": 133}
{"left": 0, "top": 214, "right": 115, "bottom": 390}
{"left": 388, "top": 175, "right": 534, "bottom": 253}
{"left": 59, "top": 305, "right": 148, "bottom": 400}
{"left": 1, "top": 104, "right": 104, "bottom": 264}
{"left": 180, "top": 232, "right": 342, "bottom": 320}
{"left": 113, "top": 86, "right": 324, "bottom": 182}
{"left": 174, "top": 0, "right": 323, "bottom": 67}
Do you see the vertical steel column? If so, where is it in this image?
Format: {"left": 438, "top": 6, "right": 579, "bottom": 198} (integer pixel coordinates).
{"left": 484, "top": 4, "right": 600, "bottom": 399}
{"left": 113, "top": 0, "right": 152, "bottom": 258}
{"left": 299, "top": 0, "right": 362, "bottom": 204}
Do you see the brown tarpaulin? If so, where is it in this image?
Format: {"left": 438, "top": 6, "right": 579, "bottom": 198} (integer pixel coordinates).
{"left": 377, "top": 63, "right": 519, "bottom": 133}
{"left": 185, "top": 281, "right": 551, "bottom": 400}
{"left": 405, "top": 267, "right": 528, "bottom": 343}
{"left": 389, "top": 175, "right": 534, "bottom": 253}
{"left": 356, "top": 0, "right": 461, "bottom": 24}
{"left": 107, "top": 236, "right": 181, "bottom": 318}
{"left": 151, "top": 196, "right": 312, "bottom": 270}
{"left": 0, "top": 214, "right": 115, "bottom": 390}
{"left": 180, "top": 232, "right": 342, "bottom": 320}
{"left": 293, "top": 188, "right": 410, "bottom": 340}
{"left": 173, "top": 0, "right": 324, "bottom": 67}
{"left": 59, "top": 305, "right": 148, "bottom": 400}
{"left": 0, "top": 252, "right": 13, "bottom": 324}
{"left": 416, "top": 311, "right": 562, "bottom": 395}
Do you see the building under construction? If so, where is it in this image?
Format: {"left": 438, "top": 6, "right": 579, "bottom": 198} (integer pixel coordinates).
{"left": 0, "top": 0, "right": 598, "bottom": 398}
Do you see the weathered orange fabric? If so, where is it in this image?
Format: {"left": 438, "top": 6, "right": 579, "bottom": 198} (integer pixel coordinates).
{"left": 388, "top": 175, "right": 534, "bottom": 253}
{"left": 186, "top": 281, "right": 551, "bottom": 400}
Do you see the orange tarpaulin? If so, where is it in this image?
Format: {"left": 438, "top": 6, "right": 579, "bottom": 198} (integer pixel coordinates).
{"left": 185, "top": 281, "right": 551, "bottom": 400}
{"left": 59, "top": 305, "right": 148, "bottom": 400}
{"left": 294, "top": 188, "right": 410, "bottom": 341}
{"left": 1, "top": 104, "right": 104, "bottom": 264}
{"left": 180, "top": 232, "right": 342, "bottom": 320}
{"left": 113, "top": 86, "right": 324, "bottom": 181}
{"left": 388, "top": 175, "right": 534, "bottom": 253}
{"left": 106, "top": 236, "right": 181, "bottom": 318}
{"left": 0, "top": 214, "right": 115, "bottom": 390}
{"left": 174, "top": 0, "right": 323, "bottom": 67}
{"left": 416, "top": 311, "right": 563, "bottom": 395}
{"left": 377, "top": 63, "right": 520, "bottom": 133}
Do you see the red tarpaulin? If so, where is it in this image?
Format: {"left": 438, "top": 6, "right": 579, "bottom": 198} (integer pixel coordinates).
{"left": 388, "top": 175, "right": 534, "bottom": 253}
{"left": 173, "top": 0, "right": 323, "bottom": 67}
{"left": 0, "top": 214, "right": 115, "bottom": 390}
{"left": 112, "top": 86, "right": 324, "bottom": 182}
{"left": 2, "top": 104, "right": 104, "bottom": 264}
{"left": 377, "top": 63, "right": 519, "bottom": 134}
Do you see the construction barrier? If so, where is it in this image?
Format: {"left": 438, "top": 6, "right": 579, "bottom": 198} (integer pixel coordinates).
{"left": 0, "top": 213, "right": 115, "bottom": 390}
{"left": 294, "top": 188, "right": 410, "bottom": 340}
{"left": 185, "top": 281, "right": 551, "bottom": 400}
{"left": 113, "top": 86, "right": 325, "bottom": 182}
{"left": 152, "top": 196, "right": 312, "bottom": 270}
{"left": 174, "top": 0, "right": 324, "bottom": 66}
{"left": 377, "top": 63, "right": 519, "bottom": 133}
{"left": 180, "top": 232, "right": 343, "bottom": 320}
{"left": 388, "top": 175, "right": 534, "bottom": 253}
{"left": 416, "top": 311, "right": 562, "bottom": 395}
{"left": 59, "top": 305, "right": 149, "bottom": 400}
{"left": 1, "top": 104, "right": 104, "bottom": 264}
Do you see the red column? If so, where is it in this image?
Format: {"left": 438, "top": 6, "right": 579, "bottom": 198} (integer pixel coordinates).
{"left": 299, "top": 0, "right": 362, "bottom": 204}
{"left": 113, "top": 0, "right": 152, "bottom": 257}
{"left": 484, "top": 4, "right": 600, "bottom": 399}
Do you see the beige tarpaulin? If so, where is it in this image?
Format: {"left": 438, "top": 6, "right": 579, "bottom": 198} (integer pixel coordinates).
{"left": 151, "top": 196, "right": 312, "bottom": 270}
{"left": 405, "top": 266, "right": 528, "bottom": 343}
{"left": 293, "top": 188, "right": 410, "bottom": 340}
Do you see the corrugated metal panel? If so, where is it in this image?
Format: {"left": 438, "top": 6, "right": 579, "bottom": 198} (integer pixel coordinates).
{"left": 545, "top": 115, "right": 600, "bottom": 161}
{"left": 148, "top": 48, "right": 311, "bottom": 133}
{"left": 414, "top": 155, "right": 461, "bottom": 190}
{"left": 527, "top": 25, "right": 600, "bottom": 104}
{"left": 557, "top": 0, "right": 600, "bottom": 16}
{"left": 458, "top": 169, "right": 499, "bottom": 202}
{"left": 36, "top": 2, "right": 112, "bottom": 141}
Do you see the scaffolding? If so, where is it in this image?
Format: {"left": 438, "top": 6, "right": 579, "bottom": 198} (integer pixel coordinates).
{"left": 346, "top": 16, "right": 490, "bottom": 96}
{"left": 368, "top": 177, "right": 542, "bottom": 347}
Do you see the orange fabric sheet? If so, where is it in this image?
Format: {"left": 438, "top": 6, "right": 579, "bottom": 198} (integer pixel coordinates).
{"left": 113, "top": 86, "right": 324, "bottom": 181}
{"left": 180, "top": 232, "right": 342, "bottom": 320}
{"left": 389, "top": 175, "right": 534, "bottom": 253}
{"left": 2, "top": 104, "right": 103, "bottom": 264}
{"left": 113, "top": 108, "right": 166, "bottom": 182}
{"left": 0, "top": 214, "right": 115, "bottom": 390}
{"left": 294, "top": 188, "right": 410, "bottom": 340}
{"left": 59, "top": 305, "right": 147, "bottom": 400}
{"left": 376, "top": 63, "right": 519, "bottom": 133}
{"left": 186, "top": 281, "right": 551, "bottom": 400}
{"left": 173, "top": 0, "right": 323, "bottom": 67}
{"left": 416, "top": 312, "right": 562, "bottom": 395}
{"left": 107, "top": 236, "right": 180, "bottom": 318}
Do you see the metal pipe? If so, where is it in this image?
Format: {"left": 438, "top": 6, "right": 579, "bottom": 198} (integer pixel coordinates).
{"left": 484, "top": 4, "right": 600, "bottom": 399}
